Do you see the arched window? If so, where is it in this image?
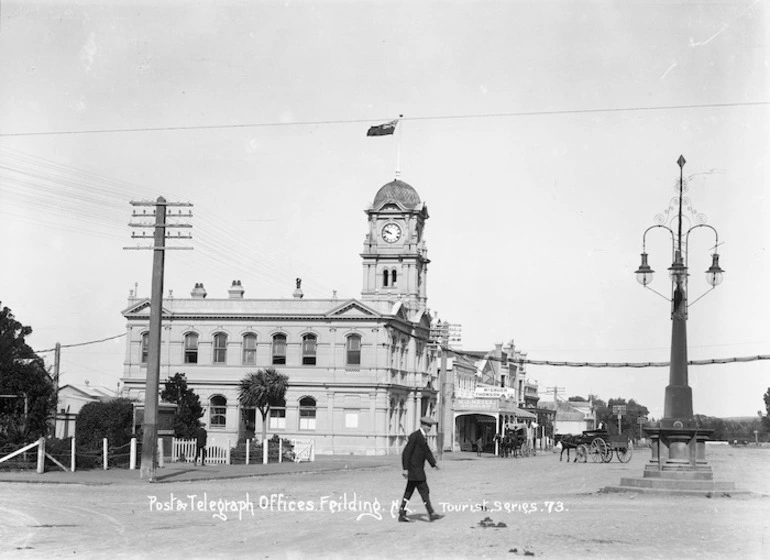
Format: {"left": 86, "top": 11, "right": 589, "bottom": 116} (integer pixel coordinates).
{"left": 184, "top": 333, "right": 199, "bottom": 364}
{"left": 213, "top": 333, "right": 228, "bottom": 364}
{"left": 299, "top": 396, "right": 317, "bottom": 430}
{"left": 382, "top": 269, "right": 389, "bottom": 287}
{"left": 302, "top": 334, "right": 317, "bottom": 365}
{"left": 391, "top": 269, "right": 397, "bottom": 287}
{"left": 209, "top": 395, "right": 227, "bottom": 428}
{"left": 272, "top": 334, "right": 287, "bottom": 365}
{"left": 269, "top": 398, "right": 286, "bottom": 429}
{"left": 242, "top": 333, "right": 257, "bottom": 365}
{"left": 140, "top": 332, "right": 149, "bottom": 363}
{"left": 346, "top": 334, "right": 361, "bottom": 367}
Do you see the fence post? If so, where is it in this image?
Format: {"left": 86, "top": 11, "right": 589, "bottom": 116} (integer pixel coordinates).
{"left": 246, "top": 439, "right": 250, "bottom": 465}
{"left": 130, "top": 438, "right": 137, "bottom": 470}
{"left": 226, "top": 440, "right": 231, "bottom": 465}
{"left": 70, "top": 437, "right": 76, "bottom": 472}
{"left": 157, "top": 438, "right": 164, "bottom": 468}
{"left": 279, "top": 438, "right": 282, "bottom": 463}
{"left": 263, "top": 437, "right": 268, "bottom": 465}
{"left": 103, "top": 438, "right": 108, "bottom": 470}
{"left": 36, "top": 437, "right": 45, "bottom": 474}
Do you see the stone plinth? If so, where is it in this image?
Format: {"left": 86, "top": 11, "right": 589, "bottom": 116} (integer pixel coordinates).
{"left": 604, "top": 425, "right": 748, "bottom": 496}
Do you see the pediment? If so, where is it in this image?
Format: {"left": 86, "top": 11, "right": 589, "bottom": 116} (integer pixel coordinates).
{"left": 326, "top": 299, "right": 381, "bottom": 318}
{"left": 122, "top": 299, "right": 173, "bottom": 317}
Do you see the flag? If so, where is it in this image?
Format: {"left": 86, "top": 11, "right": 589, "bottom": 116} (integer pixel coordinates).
{"left": 366, "top": 120, "right": 398, "bottom": 137}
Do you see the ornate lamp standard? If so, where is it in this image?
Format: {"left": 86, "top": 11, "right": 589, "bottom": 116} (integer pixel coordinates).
{"left": 627, "top": 156, "right": 730, "bottom": 489}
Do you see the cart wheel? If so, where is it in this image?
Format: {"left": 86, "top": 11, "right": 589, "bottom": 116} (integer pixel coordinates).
{"left": 602, "top": 442, "right": 613, "bottom": 463}
{"left": 590, "top": 438, "right": 607, "bottom": 463}
{"left": 577, "top": 444, "right": 588, "bottom": 463}
{"left": 616, "top": 445, "right": 633, "bottom": 463}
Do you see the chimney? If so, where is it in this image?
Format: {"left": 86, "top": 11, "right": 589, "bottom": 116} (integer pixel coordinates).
{"left": 191, "top": 283, "right": 207, "bottom": 299}
{"left": 228, "top": 280, "right": 245, "bottom": 299}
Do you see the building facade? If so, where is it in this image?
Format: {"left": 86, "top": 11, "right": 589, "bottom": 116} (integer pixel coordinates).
{"left": 447, "top": 342, "right": 539, "bottom": 453}
{"left": 121, "top": 179, "right": 439, "bottom": 455}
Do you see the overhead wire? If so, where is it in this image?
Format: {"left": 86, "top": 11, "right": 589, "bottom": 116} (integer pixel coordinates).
{"left": 0, "top": 101, "right": 767, "bottom": 138}
{"left": 0, "top": 146, "right": 339, "bottom": 297}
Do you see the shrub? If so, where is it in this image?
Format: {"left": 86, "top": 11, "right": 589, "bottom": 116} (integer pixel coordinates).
{"left": 231, "top": 434, "right": 294, "bottom": 464}
{"left": 75, "top": 398, "right": 134, "bottom": 451}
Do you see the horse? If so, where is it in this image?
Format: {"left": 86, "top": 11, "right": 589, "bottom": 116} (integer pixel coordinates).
{"left": 555, "top": 434, "right": 585, "bottom": 462}
{"left": 503, "top": 428, "right": 524, "bottom": 458}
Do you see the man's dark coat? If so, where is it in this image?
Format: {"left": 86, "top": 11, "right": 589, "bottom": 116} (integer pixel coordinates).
{"left": 401, "top": 429, "right": 437, "bottom": 481}
{"left": 196, "top": 426, "right": 207, "bottom": 447}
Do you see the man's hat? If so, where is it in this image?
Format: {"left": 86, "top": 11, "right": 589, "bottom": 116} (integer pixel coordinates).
{"left": 420, "top": 416, "right": 438, "bottom": 426}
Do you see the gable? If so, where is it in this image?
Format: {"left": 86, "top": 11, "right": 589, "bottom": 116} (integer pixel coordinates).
{"left": 122, "top": 299, "right": 173, "bottom": 317}
{"left": 326, "top": 299, "right": 381, "bottom": 319}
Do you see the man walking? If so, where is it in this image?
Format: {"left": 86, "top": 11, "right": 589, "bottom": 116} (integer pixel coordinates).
{"left": 398, "top": 416, "right": 443, "bottom": 522}
{"left": 195, "top": 423, "right": 207, "bottom": 466}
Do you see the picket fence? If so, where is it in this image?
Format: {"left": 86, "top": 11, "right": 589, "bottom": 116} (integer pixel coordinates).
{"left": 171, "top": 438, "right": 230, "bottom": 465}
{"left": 171, "top": 437, "right": 315, "bottom": 465}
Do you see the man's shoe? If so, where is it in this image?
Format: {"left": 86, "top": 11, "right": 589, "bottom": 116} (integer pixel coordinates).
{"left": 398, "top": 513, "right": 411, "bottom": 523}
{"left": 428, "top": 513, "right": 444, "bottom": 522}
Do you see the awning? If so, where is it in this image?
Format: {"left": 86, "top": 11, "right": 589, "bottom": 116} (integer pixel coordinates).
{"left": 512, "top": 407, "right": 537, "bottom": 420}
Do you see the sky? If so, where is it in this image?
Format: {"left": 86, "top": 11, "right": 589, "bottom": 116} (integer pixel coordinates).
{"left": 0, "top": 0, "right": 767, "bottom": 420}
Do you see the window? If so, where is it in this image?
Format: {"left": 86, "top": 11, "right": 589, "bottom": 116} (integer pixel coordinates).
{"left": 184, "top": 333, "right": 198, "bottom": 364}
{"left": 242, "top": 333, "right": 257, "bottom": 365}
{"left": 302, "top": 334, "right": 317, "bottom": 365}
{"left": 140, "top": 332, "right": 149, "bottom": 363}
{"left": 391, "top": 270, "right": 397, "bottom": 286}
{"left": 272, "top": 334, "right": 287, "bottom": 365}
{"left": 209, "top": 395, "right": 227, "bottom": 428}
{"left": 346, "top": 335, "right": 361, "bottom": 367}
{"left": 299, "top": 396, "right": 317, "bottom": 430}
{"left": 213, "top": 333, "right": 228, "bottom": 364}
{"left": 269, "top": 398, "right": 286, "bottom": 430}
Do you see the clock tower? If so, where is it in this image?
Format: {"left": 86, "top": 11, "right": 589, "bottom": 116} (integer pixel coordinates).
{"left": 361, "top": 179, "right": 430, "bottom": 310}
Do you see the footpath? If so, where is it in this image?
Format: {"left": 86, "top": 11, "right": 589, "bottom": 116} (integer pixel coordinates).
{"left": 0, "top": 451, "right": 489, "bottom": 486}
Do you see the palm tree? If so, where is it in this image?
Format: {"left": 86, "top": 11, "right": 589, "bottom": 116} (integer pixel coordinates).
{"left": 238, "top": 368, "right": 289, "bottom": 442}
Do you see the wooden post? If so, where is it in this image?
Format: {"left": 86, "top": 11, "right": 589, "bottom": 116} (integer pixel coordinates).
{"left": 70, "top": 437, "right": 76, "bottom": 472}
{"left": 245, "top": 439, "right": 250, "bottom": 465}
{"left": 226, "top": 440, "right": 231, "bottom": 465}
{"left": 263, "top": 437, "right": 268, "bottom": 465}
{"left": 130, "top": 438, "right": 137, "bottom": 470}
{"left": 103, "top": 438, "right": 108, "bottom": 470}
{"left": 36, "top": 437, "right": 45, "bottom": 474}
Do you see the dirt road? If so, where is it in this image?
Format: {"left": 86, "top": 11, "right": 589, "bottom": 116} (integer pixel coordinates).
{"left": 1, "top": 445, "right": 768, "bottom": 559}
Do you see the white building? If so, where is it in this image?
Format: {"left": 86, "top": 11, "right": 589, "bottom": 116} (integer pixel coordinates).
{"left": 121, "top": 179, "right": 440, "bottom": 455}
{"left": 55, "top": 383, "right": 117, "bottom": 439}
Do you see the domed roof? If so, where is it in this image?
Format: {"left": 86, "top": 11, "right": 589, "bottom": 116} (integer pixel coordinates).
{"left": 372, "top": 179, "right": 421, "bottom": 210}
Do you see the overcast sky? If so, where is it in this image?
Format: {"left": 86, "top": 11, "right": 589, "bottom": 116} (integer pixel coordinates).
{"left": 0, "top": 1, "right": 767, "bottom": 420}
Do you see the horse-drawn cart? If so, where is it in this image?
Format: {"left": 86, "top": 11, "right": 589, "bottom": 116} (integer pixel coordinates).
{"left": 574, "top": 429, "right": 633, "bottom": 463}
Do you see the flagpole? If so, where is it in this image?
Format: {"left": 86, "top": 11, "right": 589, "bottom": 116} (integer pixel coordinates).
{"left": 395, "top": 114, "right": 403, "bottom": 179}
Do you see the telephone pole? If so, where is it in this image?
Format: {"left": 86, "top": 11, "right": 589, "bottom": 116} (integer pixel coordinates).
{"left": 125, "top": 197, "right": 192, "bottom": 482}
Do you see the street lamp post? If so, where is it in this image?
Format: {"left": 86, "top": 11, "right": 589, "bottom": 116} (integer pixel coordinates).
{"left": 628, "top": 155, "right": 730, "bottom": 487}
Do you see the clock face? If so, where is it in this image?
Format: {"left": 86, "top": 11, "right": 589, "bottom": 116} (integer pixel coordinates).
{"left": 381, "top": 223, "right": 402, "bottom": 243}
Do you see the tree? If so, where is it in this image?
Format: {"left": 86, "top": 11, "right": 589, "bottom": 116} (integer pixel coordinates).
{"left": 160, "top": 373, "right": 204, "bottom": 438}
{"left": 593, "top": 396, "right": 649, "bottom": 439}
{"left": 0, "top": 303, "right": 55, "bottom": 444}
{"left": 763, "top": 388, "right": 770, "bottom": 432}
{"left": 238, "top": 368, "right": 289, "bottom": 442}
